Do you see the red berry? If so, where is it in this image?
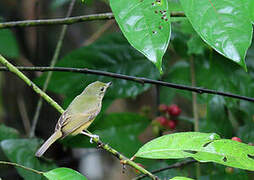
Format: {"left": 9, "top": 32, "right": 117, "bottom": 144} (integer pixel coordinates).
{"left": 156, "top": 116, "right": 168, "bottom": 126}
{"left": 168, "top": 104, "right": 181, "bottom": 116}
{"left": 231, "top": 137, "right": 242, "bottom": 142}
{"left": 167, "top": 120, "right": 176, "bottom": 130}
{"left": 158, "top": 104, "right": 168, "bottom": 113}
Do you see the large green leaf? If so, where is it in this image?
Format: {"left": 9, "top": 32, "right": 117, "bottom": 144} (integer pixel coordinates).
{"left": 180, "top": 0, "right": 253, "bottom": 70}
{"left": 0, "top": 124, "right": 19, "bottom": 141}
{"left": 1, "top": 139, "right": 57, "bottom": 180}
{"left": 63, "top": 113, "right": 150, "bottom": 157}
{"left": 135, "top": 132, "right": 254, "bottom": 171}
{"left": 35, "top": 33, "right": 160, "bottom": 104}
{"left": 43, "top": 168, "right": 87, "bottom": 180}
{"left": 109, "top": 0, "right": 171, "bottom": 72}
{"left": 0, "top": 29, "right": 19, "bottom": 58}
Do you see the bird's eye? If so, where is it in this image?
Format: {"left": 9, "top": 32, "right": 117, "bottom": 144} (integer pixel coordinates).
{"left": 100, "top": 87, "right": 105, "bottom": 91}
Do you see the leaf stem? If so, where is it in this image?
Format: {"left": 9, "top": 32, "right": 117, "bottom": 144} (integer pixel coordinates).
{"left": 0, "top": 160, "right": 43, "bottom": 175}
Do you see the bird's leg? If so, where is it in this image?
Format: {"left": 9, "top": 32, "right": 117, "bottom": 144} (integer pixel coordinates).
{"left": 81, "top": 131, "right": 99, "bottom": 143}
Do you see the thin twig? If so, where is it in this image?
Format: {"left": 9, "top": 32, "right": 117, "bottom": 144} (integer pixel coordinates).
{"left": 190, "top": 56, "right": 199, "bottom": 131}
{"left": 133, "top": 159, "right": 196, "bottom": 180}
{"left": 0, "top": 66, "right": 253, "bottom": 103}
{"left": 17, "top": 95, "right": 31, "bottom": 136}
{"left": 0, "top": 160, "right": 43, "bottom": 175}
{"left": 0, "top": 54, "right": 159, "bottom": 180}
{"left": 0, "top": 12, "right": 185, "bottom": 29}
{"left": 190, "top": 56, "right": 200, "bottom": 178}
{"left": 30, "top": 0, "right": 76, "bottom": 137}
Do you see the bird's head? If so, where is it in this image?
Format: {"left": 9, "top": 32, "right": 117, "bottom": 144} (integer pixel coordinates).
{"left": 83, "top": 81, "right": 111, "bottom": 98}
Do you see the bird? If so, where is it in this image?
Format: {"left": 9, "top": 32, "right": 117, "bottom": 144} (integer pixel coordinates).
{"left": 35, "top": 81, "right": 111, "bottom": 157}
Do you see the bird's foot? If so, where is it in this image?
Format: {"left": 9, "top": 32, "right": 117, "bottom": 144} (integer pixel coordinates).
{"left": 81, "top": 131, "right": 99, "bottom": 143}
{"left": 89, "top": 134, "right": 99, "bottom": 143}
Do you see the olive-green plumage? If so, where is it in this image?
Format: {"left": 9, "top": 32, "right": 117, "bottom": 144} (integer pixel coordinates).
{"left": 35, "top": 81, "right": 111, "bottom": 157}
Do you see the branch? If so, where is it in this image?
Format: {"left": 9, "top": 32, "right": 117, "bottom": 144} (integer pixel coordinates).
{"left": 0, "top": 66, "right": 253, "bottom": 103}
{"left": 0, "top": 12, "right": 185, "bottom": 29}
{"left": 133, "top": 159, "right": 196, "bottom": 180}
{"left": 0, "top": 160, "right": 43, "bottom": 175}
{"left": 0, "top": 55, "right": 159, "bottom": 180}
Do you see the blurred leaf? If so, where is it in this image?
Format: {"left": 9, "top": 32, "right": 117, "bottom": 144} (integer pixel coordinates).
{"left": 35, "top": 33, "right": 160, "bottom": 106}
{"left": 1, "top": 139, "right": 57, "bottom": 180}
{"left": 63, "top": 113, "right": 150, "bottom": 157}
{"left": 170, "top": 177, "right": 194, "bottom": 180}
{"left": 0, "top": 124, "right": 19, "bottom": 141}
{"left": 187, "top": 34, "right": 207, "bottom": 55}
{"left": 161, "top": 52, "right": 254, "bottom": 104}
{"left": 135, "top": 132, "right": 254, "bottom": 171}
{"left": 200, "top": 96, "right": 233, "bottom": 138}
{"left": 200, "top": 163, "right": 248, "bottom": 180}
{"left": 180, "top": 0, "right": 253, "bottom": 70}
{"left": 50, "top": 0, "right": 71, "bottom": 9}
{"left": 0, "top": 29, "right": 19, "bottom": 58}
{"left": 43, "top": 168, "right": 87, "bottom": 180}
{"left": 110, "top": 0, "right": 171, "bottom": 72}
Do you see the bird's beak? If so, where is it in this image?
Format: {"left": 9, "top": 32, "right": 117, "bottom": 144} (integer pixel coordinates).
{"left": 107, "top": 82, "right": 112, "bottom": 87}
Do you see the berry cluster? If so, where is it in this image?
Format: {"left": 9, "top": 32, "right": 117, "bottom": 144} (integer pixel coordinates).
{"left": 155, "top": 104, "right": 181, "bottom": 130}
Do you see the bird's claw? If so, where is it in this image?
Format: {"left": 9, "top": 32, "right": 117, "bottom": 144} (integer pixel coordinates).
{"left": 89, "top": 134, "right": 99, "bottom": 143}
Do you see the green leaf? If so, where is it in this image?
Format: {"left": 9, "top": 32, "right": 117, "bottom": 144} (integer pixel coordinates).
{"left": 135, "top": 132, "right": 221, "bottom": 159}
{"left": 180, "top": 0, "right": 253, "bottom": 70}
{"left": 170, "top": 176, "right": 194, "bottom": 180}
{"left": 0, "top": 124, "right": 19, "bottom": 141}
{"left": 109, "top": 0, "right": 171, "bottom": 72}
{"left": 63, "top": 113, "right": 150, "bottom": 157}
{"left": 1, "top": 139, "right": 57, "bottom": 180}
{"left": 35, "top": 33, "right": 160, "bottom": 105}
{"left": 43, "top": 168, "right": 87, "bottom": 180}
{"left": 244, "top": 0, "right": 254, "bottom": 24}
{"left": 135, "top": 132, "right": 254, "bottom": 171}
{"left": 0, "top": 29, "right": 19, "bottom": 58}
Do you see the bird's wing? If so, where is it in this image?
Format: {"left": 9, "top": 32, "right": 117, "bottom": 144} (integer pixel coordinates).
{"left": 60, "top": 109, "right": 99, "bottom": 138}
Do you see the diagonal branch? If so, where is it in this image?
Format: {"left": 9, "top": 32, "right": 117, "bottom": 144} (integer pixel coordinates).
{"left": 0, "top": 12, "right": 185, "bottom": 29}
{"left": 0, "top": 54, "right": 159, "bottom": 180}
{"left": 0, "top": 66, "right": 253, "bottom": 102}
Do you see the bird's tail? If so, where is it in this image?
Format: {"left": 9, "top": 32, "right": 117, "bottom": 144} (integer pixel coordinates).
{"left": 35, "top": 130, "right": 62, "bottom": 157}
